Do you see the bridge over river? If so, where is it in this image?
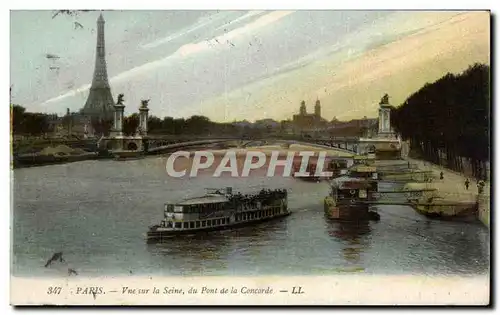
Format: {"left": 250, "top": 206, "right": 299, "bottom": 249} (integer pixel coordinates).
{"left": 14, "top": 135, "right": 362, "bottom": 153}
{"left": 136, "top": 134, "right": 400, "bottom": 157}
{"left": 12, "top": 134, "right": 403, "bottom": 170}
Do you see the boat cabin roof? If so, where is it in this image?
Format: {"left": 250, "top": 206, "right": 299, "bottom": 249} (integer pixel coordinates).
{"left": 332, "top": 175, "right": 374, "bottom": 183}
{"left": 331, "top": 176, "right": 375, "bottom": 188}
{"left": 331, "top": 176, "right": 374, "bottom": 189}
{"left": 175, "top": 194, "right": 229, "bottom": 206}
{"left": 339, "top": 181, "right": 372, "bottom": 190}
{"left": 349, "top": 165, "right": 377, "bottom": 173}
{"left": 353, "top": 155, "right": 375, "bottom": 160}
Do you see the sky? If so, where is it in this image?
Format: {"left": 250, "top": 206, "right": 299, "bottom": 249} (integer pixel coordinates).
{"left": 10, "top": 10, "right": 490, "bottom": 122}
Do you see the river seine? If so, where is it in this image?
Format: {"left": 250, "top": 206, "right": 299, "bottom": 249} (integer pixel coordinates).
{"left": 12, "top": 157, "right": 490, "bottom": 277}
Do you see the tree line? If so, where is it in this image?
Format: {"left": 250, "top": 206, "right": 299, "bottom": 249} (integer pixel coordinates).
{"left": 391, "top": 63, "right": 490, "bottom": 180}
{"left": 122, "top": 114, "right": 243, "bottom": 136}
{"left": 10, "top": 105, "right": 261, "bottom": 138}
{"left": 11, "top": 105, "right": 54, "bottom": 136}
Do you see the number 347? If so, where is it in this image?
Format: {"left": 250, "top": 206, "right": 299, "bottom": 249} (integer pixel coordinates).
{"left": 47, "top": 287, "right": 62, "bottom": 295}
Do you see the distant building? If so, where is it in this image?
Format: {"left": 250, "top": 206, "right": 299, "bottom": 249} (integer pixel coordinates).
{"left": 46, "top": 114, "right": 61, "bottom": 132}
{"left": 254, "top": 119, "right": 280, "bottom": 130}
{"left": 279, "top": 119, "right": 294, "bottom": 134}
{"left": 47, "top": 108, "right": 92, "bottom": 138}
{"left": 326, "top": 116, "right": 378, "bottom": 138}
{"left": 328, "top": 115, "right": 376, "bottom": 128}
{"left": 231, "top": 120, "right": 253, "bottom": 128}
{"left": 292, "top": 99, "right": 327, "bottom": 132}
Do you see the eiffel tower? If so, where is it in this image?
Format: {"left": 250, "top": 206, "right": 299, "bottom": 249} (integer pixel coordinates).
{"left": 81, "top": 13, "right": 114, "bottom": 120}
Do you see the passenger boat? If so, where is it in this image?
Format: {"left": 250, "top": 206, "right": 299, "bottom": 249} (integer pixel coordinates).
{"left": 324, "top": 164, "right": 380, "bottom": 221}
{"left": 147, "top": 187, "right": 290, "bottom": 241}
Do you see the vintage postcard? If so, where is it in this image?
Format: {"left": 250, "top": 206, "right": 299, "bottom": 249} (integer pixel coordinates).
{"left": 10, "top": 9, "right": 490, "bottom": 306}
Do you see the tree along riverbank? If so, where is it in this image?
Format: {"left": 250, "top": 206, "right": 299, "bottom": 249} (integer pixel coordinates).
{"left": 392, "top": 63, "right": 490, "bottom": 181}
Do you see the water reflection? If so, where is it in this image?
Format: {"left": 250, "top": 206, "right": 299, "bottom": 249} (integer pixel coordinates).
{"left": 327, "top": 218, "right": 372, "bottom": 264}
{"left": 408, "top": 220, "right": 490, "bottom": 275}
{"left": 148, "top": 233, "right": 231, "bottom": 274}
{"left": 147, "top": 217, "right": 290, "bottom": 275}
{"left": 13, "top": 158, "right": 490, "bottom": 277}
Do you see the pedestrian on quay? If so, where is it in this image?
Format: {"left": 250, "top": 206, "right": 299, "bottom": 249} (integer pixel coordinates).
{"left": 477, "top": 180, "right": 485, "bottom": 194}
{"left": 440, "top": 171, "right": 444, "bottom": 180}
{"left": 465, "top": 178, "right": 470, "bottom": 190}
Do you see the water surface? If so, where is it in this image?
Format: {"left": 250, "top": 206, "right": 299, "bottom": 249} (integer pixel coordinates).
{"left": 12, "top": 157, "right": 490, "bottom": 277}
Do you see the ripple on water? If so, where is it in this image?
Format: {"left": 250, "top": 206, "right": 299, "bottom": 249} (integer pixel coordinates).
{"left": 12, "top": 158, "right": 490, "bottom": 277}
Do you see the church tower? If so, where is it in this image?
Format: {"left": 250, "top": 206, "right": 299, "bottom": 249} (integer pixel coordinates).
{"left": 82, "top": 13, "right": 115, "bottom": 120}
{"left": 314, "top": 98, "right": 321, "bottom": 118}
{"left": 299, "top": 100, "right": 306, "bottom": 115}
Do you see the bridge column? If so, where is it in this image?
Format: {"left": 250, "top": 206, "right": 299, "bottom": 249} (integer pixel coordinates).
{"left": 139, "top": 100, "right": 149, "bottom": 136}
{"left": 357, "top": 143, "right": 364, "bottom": 155}
{"left": 111, "top": 102, "right": 125, "bottom": 138}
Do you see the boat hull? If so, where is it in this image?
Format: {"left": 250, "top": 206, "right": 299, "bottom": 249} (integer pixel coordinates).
{"left": 413, "top": 202, "right": 478, "bottom": 222}
{"left": 147, "top": 211, "right": 291, "bottom": 242}
{"left": 324, "top": 197, "right": 379, "bottom": 221}
{"left": 326, "top": 206, "right": 378, "bottom": 221}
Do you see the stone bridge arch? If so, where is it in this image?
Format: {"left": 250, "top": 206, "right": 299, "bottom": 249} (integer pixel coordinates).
{"left": 127, "top": 142, "right": 138, "bottom": 151}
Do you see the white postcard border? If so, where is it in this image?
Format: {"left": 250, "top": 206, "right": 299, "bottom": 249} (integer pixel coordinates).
{"left": 3, "top": 0, "right": 498, "bottom": 312}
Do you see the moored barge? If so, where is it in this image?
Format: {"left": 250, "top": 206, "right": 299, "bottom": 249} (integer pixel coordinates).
{"left": 291, "top": 158, "right": 348, "bottom": 181}
{"left": 147, "top": 187, "right": 290, "bottom": 242}
{"left": 324, "top": 164, "right": 380, "bottom": 221}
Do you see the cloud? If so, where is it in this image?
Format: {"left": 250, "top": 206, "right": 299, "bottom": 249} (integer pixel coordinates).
{"left": 37, "top": 11, "right": 296, "bottom": 109}
{"left": 37, "top": 84, "right": 91, "bottom": 108}
{"left": 214, "top": 10, "right": 265, "bottom": 31}
{"left": 140, "top": 13, "right": 228, "bottom": 50}
{"left": 140, "top": 10, "right": 272, "bottom": 50}
{"left": 191, "top": 11, "right": 489, "bottom": 122}
{"left": 215, "top": 11, "right": 294, "bottom": 44}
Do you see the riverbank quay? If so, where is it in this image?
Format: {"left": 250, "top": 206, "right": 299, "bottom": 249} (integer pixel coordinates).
{"left": 11, "top": 143, "right": 115, "bottom": 169}
{"left": 12, "top": 137, "right": 98, "bottom": 155}
{"left": 12, "top": 151, "right": 102, "bottom": 168}
{"left": 405, "top": 157, "right": 490, "bottom": 228}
